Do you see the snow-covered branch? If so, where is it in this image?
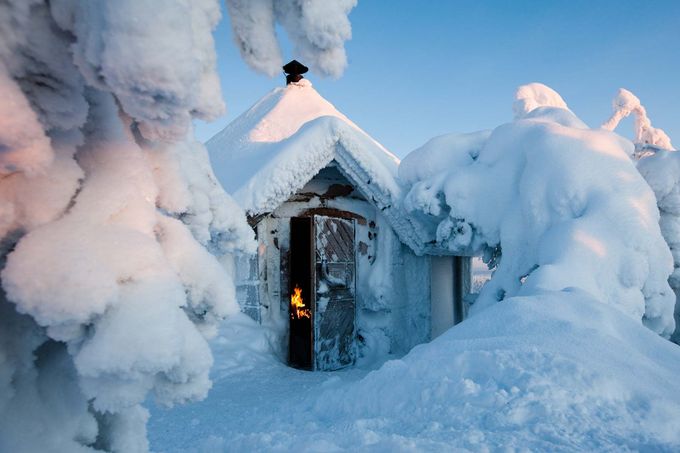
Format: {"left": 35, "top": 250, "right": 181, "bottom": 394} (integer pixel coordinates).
{"left": 226, "top": 0, "right": 357, "bottom": 78}
{"left": 602, "top": 88, "right": 673, "bottom": 152}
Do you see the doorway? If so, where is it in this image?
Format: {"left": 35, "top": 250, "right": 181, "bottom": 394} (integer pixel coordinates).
{"left": 288, "top": 215, "right": 357, "bottom": 371}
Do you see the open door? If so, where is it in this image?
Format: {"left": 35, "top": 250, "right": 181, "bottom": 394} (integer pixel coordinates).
{"left": 313, "top": 215, "right": 356, "bottom": 370}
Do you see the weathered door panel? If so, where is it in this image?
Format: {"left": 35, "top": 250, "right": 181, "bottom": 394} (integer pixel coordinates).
{"left": 313, "top": 215, "right": 356, "bottom": 370}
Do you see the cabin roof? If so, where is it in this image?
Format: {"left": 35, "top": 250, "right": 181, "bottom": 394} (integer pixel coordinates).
{"left": 207, "top": 80, "right": 449, "bottom": 256}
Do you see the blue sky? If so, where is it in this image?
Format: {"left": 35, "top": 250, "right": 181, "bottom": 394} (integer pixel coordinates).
{"left": 198, "top": 0, "right": 680, "bottom": 158}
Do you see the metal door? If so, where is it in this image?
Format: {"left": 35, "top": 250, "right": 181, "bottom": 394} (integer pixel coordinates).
{"left": 313, "top": 215, "right": 356, "bottom": 370}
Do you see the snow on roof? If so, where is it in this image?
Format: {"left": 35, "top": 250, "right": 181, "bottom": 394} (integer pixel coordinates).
{"left": 207, "top": 80, "right": 432, "bottom": 254}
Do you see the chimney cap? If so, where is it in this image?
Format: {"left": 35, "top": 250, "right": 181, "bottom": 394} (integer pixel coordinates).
{"left": 282, "top": 60, "right": 309, "bottom": 75}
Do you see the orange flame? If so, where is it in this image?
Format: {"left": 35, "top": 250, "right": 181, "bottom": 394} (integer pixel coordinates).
{"left": 290, "top": 285, "right": 311, "bottom": 320}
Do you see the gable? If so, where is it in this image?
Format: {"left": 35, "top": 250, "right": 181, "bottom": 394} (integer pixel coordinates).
{"left": 289, "top": 163, "right": 367, "bottom": 203}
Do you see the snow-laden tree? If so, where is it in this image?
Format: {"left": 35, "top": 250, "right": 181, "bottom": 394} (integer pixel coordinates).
{"left": 638, "top": 149, "right": 680, "bottom": 344}
{"left": 601, "top": 88, "right": 674, "bottom": 156}
{"left": 400, "top": 83, "right": 676, "bottom": 338}
{"left": 0, "top": 0, "right": 355, "bottom": 452}
{"left": 604, "top": 89, "right": 680, "bottom": 343}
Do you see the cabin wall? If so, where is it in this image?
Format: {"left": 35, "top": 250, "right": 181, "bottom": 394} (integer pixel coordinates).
{"left": 430, "top": 255, "right": 473, "bottom": 338}
{"left": 242, "top": 164, "right": 432, "bottom": 363}
{"left": 431, "top": 256, "right": 455, "bottom": 338}
{"left": 249, "top": 216, "right": 289, "bottom": 360}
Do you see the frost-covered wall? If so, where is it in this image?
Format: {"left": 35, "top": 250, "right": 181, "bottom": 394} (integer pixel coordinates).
{"left": 0, "top": 1, "right": 257, "bottom": 452}
{"left": 244, "top": 163, "right": 430, "bottom": 363}
{"left": 400, "top": 83, "right": 675, "bottom": 338}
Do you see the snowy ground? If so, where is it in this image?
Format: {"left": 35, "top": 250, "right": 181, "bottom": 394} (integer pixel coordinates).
{"left": 148, "top": 292, "right": 680, "bottom": 453}
{"left": 147, "top": 314, "right": 383, "bottom": 453}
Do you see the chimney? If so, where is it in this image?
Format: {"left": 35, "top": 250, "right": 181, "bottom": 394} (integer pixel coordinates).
{"left": 282, "top": 60, "right": 309, "bottom": 85}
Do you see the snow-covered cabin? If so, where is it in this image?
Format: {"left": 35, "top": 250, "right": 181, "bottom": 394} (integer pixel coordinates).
{"left": 207, "top": 78, "right": 471, "bottom": 371}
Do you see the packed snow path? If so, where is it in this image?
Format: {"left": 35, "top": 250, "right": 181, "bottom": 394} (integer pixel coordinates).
{"left": 148, "top": 359, "right": 374, "bottom": 452}
{"left": 147, "top": 315, "right": 376, "bottom": 452}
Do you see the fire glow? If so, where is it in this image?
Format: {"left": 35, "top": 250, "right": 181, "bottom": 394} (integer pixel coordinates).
{"left": 290, "top": 286, "right": 311, "bottom": 320}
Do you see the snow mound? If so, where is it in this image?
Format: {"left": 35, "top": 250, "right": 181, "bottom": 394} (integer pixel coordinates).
{"left": 149, "top": 290, "right": 680, "bottom": 452}
{"left": 313, "top": 290, "right": 680, "bottom": 451}
{"left": 402, "top": 84, "right": 675, "bottom": 336}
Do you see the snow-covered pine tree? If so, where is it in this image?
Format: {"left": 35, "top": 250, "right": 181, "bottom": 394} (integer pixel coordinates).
{"left": 0, "top": 0, "right": 355, "bottom": 451}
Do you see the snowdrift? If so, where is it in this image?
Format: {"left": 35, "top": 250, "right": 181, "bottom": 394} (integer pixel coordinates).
{"left": 311, "top": 290, "right": 680, "bottom": 451}
{"left": 150, "top": 290, "right": 680, "bottom": 452}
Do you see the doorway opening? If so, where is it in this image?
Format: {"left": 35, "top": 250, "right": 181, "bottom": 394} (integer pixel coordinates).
{"left": 287, "top": 215, "right": 357, "bottom": 371}
{"left": 289, "top": 217, "right": 313, "bottom": 370}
